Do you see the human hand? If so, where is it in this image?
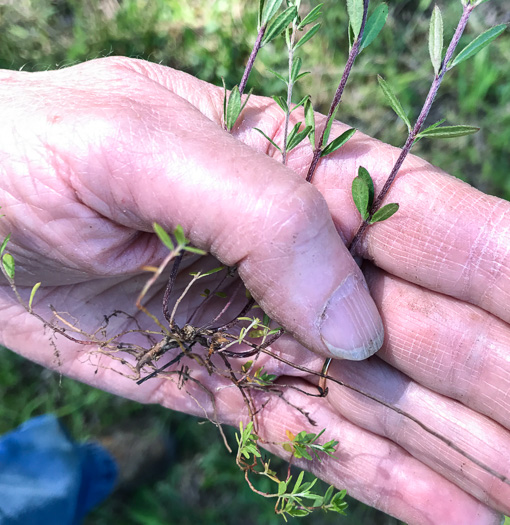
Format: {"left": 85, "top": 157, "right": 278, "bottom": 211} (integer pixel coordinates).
{"left": 0, "top": 57, "right": 508, "bottom": 524}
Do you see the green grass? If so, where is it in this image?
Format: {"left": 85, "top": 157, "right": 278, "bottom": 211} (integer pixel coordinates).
{"left": 0, "top": 0, "right": 508, "bottom": 523}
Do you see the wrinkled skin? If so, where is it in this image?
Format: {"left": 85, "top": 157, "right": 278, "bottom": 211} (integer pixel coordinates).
{"left": 0, "top": 57, "right": 509, "bottom": 525}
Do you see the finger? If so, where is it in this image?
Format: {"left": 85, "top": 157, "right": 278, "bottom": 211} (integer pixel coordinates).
{"left": 364, "top": 263, "right": 510, "bottom": 431}
{"left": 6, "top": 58, "right": 383, "bottom": 361}
{"left": 117, "top": 58, "right": 510, "bottom": 325}
{"left": 301, "top": 124, "right": 510, "bottom": 324}
{"left": 322, "top": 357, "right": 510, "bottom": 515}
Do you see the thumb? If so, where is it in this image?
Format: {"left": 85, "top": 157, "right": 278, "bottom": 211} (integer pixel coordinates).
{"left": 66, "top": 59, "right": 385, "bottom": 360}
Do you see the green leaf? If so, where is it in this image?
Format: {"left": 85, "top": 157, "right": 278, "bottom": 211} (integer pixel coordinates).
{"left": 262, "top": 6, "right": 297, "bottom": 46}
{"left": 200, "top": 266, "right": 225, "bottom": 277}
{"left": 297, "top": 4, "right": 323, "bottom": 30}
{"left": 429, "top": 5, "right": 443, "bottom": 76}
{"left": 183, "top": 245, "right": 207, "bottom": 255}
{"left": 290, "top": 57, "right": 302, "bottom": 83}
{"left": 347, "top": 0, "right": 364, "bottom": 39}
{"left": 0, "top": 234, "right": 11, "bottom": 255}
{"left": 260, "top": 0, "right": 284, "bottom": 27}
{"left": 348, "top": 22, "right": 355, "bottom": 49}
{"left": 351, "top": 177, "right": 370, "bottom": 220}
{"left": 418, "top": 118, "right": 446, "bottom": 137}
{"left": 254, "top": 127, "right": 282, "bottom": 152}
{"left": 323, "top": 485, "right": 335, "bottom": 504}
{"left": 370, "top": 203, "right": 399, "bottom": 223}
{"left": 238, "top": 88, "right": 253, "bottom": 116}
{"left": 287, "top": 124, "right": 312, "bottom": 152}
{"left": 294, "top": 23, "right": 321, "bottom": 50}
{"left": 2, "top": 253, "right": 15, "bottom": 279}
{"left": 290, "top": 94, "right": 310, "bottom": 112}
{"left": 258, "top": 0, "right": 264, "bottom": 28}
{"left": 153, "top": 222, "right": 175, "bottom": 250}
{"left": 304, "top": 96, "right": 315, "bottom": 148}
{"left": 322, "top": 104, "right": 339, "bottom": 146}
{"left": 417, "top": 124, "right": 480, "bottom": 139}
{"left": 359, "top": 3, "right": 388, "bottom": 51}
{"left": 222, "top": 78, "right": 227, "bottom": 126}
{"left": 225, "top": 85, "right": 241, "bottom": 131}
{"left": 278, "top": 480, "right": 288, "bottom": 496}
{"left": 267, "top": 67, "right": 288, "bottom": 85}
{"left": 173, "top": 225, "right": 187, "bottom": 246}
{"left": 377, "top": 75, "right": 411, "bottom": 131}
{"left": 294, "top": 71, "right": 311, "bottom": 83}
{"left": 449, "top": 24, "right": 506, "bottom": 69}
{"left": 357, "top": 166, "right": 374, "bottom": 209}
{"left": 320, "top": 128, "right": 356, "bottom": 157}
{"left": 29, "top": 282, "right": 41, "bottom": 311}
{"left": 272, "top": 95, "right": 288, "bottom": 113}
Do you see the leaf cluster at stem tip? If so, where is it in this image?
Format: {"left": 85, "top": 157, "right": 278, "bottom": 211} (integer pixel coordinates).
{"left": 153, "top": 222, "right": 206, "bottom": 255}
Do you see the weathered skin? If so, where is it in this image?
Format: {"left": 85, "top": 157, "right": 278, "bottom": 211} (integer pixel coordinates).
{"left": 0, "top": 57, "right": 509, "bottom": 524}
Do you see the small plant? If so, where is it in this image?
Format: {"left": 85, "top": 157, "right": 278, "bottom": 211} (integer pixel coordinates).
{"left": 0, "top": 0, "right": 507, "bottom": 521}
{"left": 235, "top": 421, "right": 347, "bottom": 520}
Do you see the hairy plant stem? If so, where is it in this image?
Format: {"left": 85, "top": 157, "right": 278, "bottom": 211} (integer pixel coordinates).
{"left": 349, "top": 2, "right": 475, "bottom": 254}
{"left": 239, "top": 24, "right": 267, "bottom": 96}
{"left": 305, "top": 0, "right": 369, "bottom": 183}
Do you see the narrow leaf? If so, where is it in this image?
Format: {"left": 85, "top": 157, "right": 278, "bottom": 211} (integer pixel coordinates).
{"left": 370, "top": 203, "right": 399, "bottom": 223}
{"left": 291, "top": 94, "right": 309, "bottom": 111}
{"left": 298, "top": 4, "right": 323, "bottom": 30}
{"left": 226, "top": 86, "right": 241, "bottom": 131}
{"left": 287, "top": 125, "right": 312, "bottom": 151}
{"left": 0, "top": 234, "right": 11, "bottom": 255}
{"left": 29, "top": 282, "right": 41, "bottom": 310}
{"left": 357, "top": 166, "right": 374, "bottom": 209}
{"left": 254, "top": 128, "right": 282, "bottom": 152}
{"left": 258, "top": 0, "right": 265, "bottom": 28}
{"left": 267, "top": 67, "right": 288, "bottom": 85}
{"left": 377, "top": 75, "right": 411, "bottom": 131}
{"left": 348, "top": 22, "right": 355, "bottom": 49}
{"left": 294, "top": 71, "right": 311, "bottom": 82}
{"left": 449, "top": 24, "right": 506, "bottom": 69}
{"left": 272, "top": 95, "right": 288, "bottom": 113}
{"left": 322, "top": 104, "right": 339, "bottom": 146}
{"left": 290, "top": 57, "right": 302, "bottom": 83}
{"left": 418, "top": 118, "right": 446, "bottom": 136}
{"left": 239, "top": 88, "right": 253, "bottom": 115}
{"left": 294, "top": 23, "right": 321, "bottom": 50}
{"left": 183, "top": 246, "right": 207, "bottom": 255}
{"left": 2, "top": 253, "right": 15, "bottom": 279}
{"left": 278, "top": 480, "right": 288, "bottom": 496}
{"left": 351, "top": 177, "right": 370, "bottom": 220}
{"left": 174, "top": 225, "right": 187, "bottom": 246}
{"left": 417, "top": 125, "right": 480, "bottom": 139}
{"left": 153, "top": 222, "right": 174, "bottom": 250}
{"left": 320, "top": 128, "right": 356, "bottom": 157}
{"left": 347, "top": 0, "right": 364, "bottom": 39}
{"left": 304, "top": 97, "right": 315, "bottom": 148}
{"left": 359, "top": 3, "right": 388, "bottom": 51}
{"left": 199, "top": 266, "right": 225, "bottom": 277}
{"left": 261, "top": 0, "right": 284, "bottom": 27}
{"left": 262, "top": 6, "right": 297, "bottom": 46}
{"left": 429, "top": 5, "right": 443, "bottom": 76}
{"left": 222, "top": 78, "right": 227, "bottom": 126}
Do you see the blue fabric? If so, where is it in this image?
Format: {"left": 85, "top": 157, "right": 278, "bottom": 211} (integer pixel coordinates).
{"left": 0, "top": 414, "right": 117, "bottom": 525}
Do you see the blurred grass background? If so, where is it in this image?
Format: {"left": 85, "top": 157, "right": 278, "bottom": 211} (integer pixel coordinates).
{"left": 0, "top": 0, "right": 508, "bottom": 523}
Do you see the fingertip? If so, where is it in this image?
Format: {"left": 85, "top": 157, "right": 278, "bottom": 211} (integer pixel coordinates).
{"left": 319, "top": 272, "right": 384, "bottom": 360}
